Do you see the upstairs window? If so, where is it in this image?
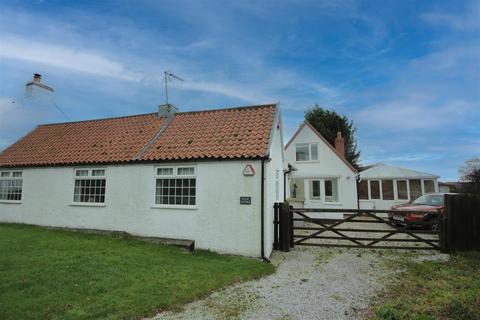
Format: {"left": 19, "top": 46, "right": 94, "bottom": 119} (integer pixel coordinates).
{"left": 295, "top": 143, "right": 318, "bottom": 161}
{"left": 73, "top": 168, "right": 106, "bottom": 203}
{"left": 0, "top": 170, "right": 23, "bottom": 202}
{"left": 155, "top": 166, "right": 196, "bottom": 206}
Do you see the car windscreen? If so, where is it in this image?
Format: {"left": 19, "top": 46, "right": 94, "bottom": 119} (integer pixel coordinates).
{"left": 412, "top": 194, "right": 444, "bottom": 206}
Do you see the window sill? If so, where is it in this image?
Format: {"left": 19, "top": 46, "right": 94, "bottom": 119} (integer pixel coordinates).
{"left": 70, "top": 202, "right": 106, "bottom": 207}
{"left": 151, "top": 205, "right": 198, "bottom": 210}
{"left": 295, "top": 160, "right": 320, "bottom": 164}
{"left": 308, "top": 200, "right": 343, "bottom": 206}
{"left": 0, "top": 200, "right": 22, "bottom": 204}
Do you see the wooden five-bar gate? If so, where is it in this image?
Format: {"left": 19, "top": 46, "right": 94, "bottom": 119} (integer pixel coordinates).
{"left": 273, "top": 203, "right": 443, "bottom": 252}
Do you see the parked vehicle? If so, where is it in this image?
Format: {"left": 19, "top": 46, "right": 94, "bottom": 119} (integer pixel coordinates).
{"left": 389, "top": 193, "right": 454, "bottom": 229}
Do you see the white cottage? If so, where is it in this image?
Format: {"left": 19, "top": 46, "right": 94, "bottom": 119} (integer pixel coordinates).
{"left": 0, "top": 103, "right": 285, "bottom": 258}
{"left": 358, "top": 163, "right": 439, "bottom": 212}
{"left": 284, "top": 122, "right": 358, "bottom": 218}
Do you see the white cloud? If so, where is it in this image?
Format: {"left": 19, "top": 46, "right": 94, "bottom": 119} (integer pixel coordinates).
{"left": 0, "top": 35, "right": 141, "bottom": 81}
{"left": 422, "top": 1, "right": 480, "bottom": 31}
{"left": 354, "top": 97, "right": 472, "bottom": 130}
{"left": 0, "top": 97, "right": 16, "bottom": 117}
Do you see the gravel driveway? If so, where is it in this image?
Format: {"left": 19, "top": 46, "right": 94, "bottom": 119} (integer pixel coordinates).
{"left": 152, "top": 246, "right": 447, "bottom": 320}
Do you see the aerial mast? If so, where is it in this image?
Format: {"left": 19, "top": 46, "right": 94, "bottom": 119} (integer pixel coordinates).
{"left": 164, "top": 71, "right": 184, "bottom": 105}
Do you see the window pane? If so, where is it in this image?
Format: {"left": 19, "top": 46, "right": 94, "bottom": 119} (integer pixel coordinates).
{"left": 156, "top": 178, "right": 196, "bottom": 206}
{"left": 73, "top": 179, "right": 106, "bottom": 203}
{"left": 310, "top": 144, "right": 318, "bottom": 160}
{"left": 397, "top": 180, "right": 408, "bottom": 200}
{"left": 1, "top": 172, "right": 10, "bottom": 178}
{"left": 0, "top": 178, "right": 22, "bottom": 201}
{"left": 325, "top": 179, "right": 338, "bottom": 202}
{"left": 76, "top": 169, "right": 88, "bottom": 177}
{"left": 424, "top": 180, "right": 435, "bottom": 193}
{"left": 409, "top": 180, "right": 422, "bottom": 200}
{"left": 12, "top": 172, "right": 22, "bottom": 177}
{"left": 358, "top": 180, "right": 368, "bottom": 200}
{"left": 178, "top": 167, "right": 195, "bottom": 175}
{"left": 296, "top": 144, "right": 309, "bottom": 161}
{"left": 370, "top": 181, "right": 380, "bottom": 199}
{"left": 311, "top": 180, "right": 321, "bottom": 199}
{"left": 382, "top": 180, "right": 394, "bottom": 200}
{"left": 92, "top": 169, "right": 105, "bottom": 177}
{"left": 157, "top": 168, "right": 174, "bottom": 176}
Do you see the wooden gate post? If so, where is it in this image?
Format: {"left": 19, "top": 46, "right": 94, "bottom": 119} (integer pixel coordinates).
{"left": 438, "top": 208, "right": 448, "bottom": 253}
{"left": 273, "top": 203, "right": 279, "bottom": 250}
{"left": 289, "top": 205, "right": 295, "bottom": 248}
{"left": 279, "top": 202, "right": 291, "bottom": 252}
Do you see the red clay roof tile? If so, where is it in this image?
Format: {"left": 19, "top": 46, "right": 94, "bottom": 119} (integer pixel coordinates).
{"left": 0, "top": 104, "right": 277, "bottom": 167}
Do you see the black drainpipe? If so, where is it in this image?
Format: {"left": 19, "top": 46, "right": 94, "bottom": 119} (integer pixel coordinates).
{"left": 356, "top": 174, "right": 361, "bottom": 210}
{"left": 283, "top": 164, "right": 294, "bottom": 202}
{"left": 260, "top": 158, "right": 270, "bottom": 262}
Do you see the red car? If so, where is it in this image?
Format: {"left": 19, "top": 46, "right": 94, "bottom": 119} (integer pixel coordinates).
{"left": 389, "top": 193, "right": 452, "bottom": 230}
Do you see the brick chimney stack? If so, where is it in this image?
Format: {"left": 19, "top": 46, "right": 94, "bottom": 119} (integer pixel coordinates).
{"left": 33, "top": 73, "right": 41, "bottom": 82}
{"left": 335, "top": 131, "right": 345, "bottom": 158}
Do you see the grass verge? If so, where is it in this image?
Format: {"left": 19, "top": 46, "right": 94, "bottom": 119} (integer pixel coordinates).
{"left": 369, "top": 251, "right": 480, "bottom": 320}
{"left": 0, "top": 223, "right": 274, "bottom": 320}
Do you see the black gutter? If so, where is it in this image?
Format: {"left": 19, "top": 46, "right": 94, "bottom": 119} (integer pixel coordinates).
{"left": 260, "top": 158, "right": 269, "bottom": 262}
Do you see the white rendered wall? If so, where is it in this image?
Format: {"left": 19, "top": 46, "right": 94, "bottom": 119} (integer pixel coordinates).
{"left": 0, "top": 160, "right": 264, "bottom": 257}
{"left": 264, "top": 119, "right": 285, "bottom": 257}
{"left": 285, "top": 124, "right": 358, "bottom": 218}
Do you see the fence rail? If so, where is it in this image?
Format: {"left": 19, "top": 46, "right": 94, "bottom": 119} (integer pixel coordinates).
{"left": 273, "top": 203, "right": 441, "bottom": 252}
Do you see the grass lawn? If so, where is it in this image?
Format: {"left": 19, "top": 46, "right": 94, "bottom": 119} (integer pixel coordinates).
{"left": 370, "top": 251, "right": 480, "bottom": 320}
{"left": 0, "top": 223, "right": 274, "bottom": 320}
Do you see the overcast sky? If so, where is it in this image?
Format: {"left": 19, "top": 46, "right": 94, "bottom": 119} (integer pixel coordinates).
{"left": 0, "top": 0, "right": 479, "bottom": 180}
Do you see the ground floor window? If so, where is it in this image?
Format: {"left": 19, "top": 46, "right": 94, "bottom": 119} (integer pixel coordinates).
{"left": 359, "top": 178, "right": 435, "bottom": 201}
{"left": 382, "top": 180, "right": 394, "bottom": 200}
{"left": 396, "top": 180, "right": 408, "bottom": 200}
{"left": 409, "top": 179, "right": 422, "bottom": 200}
{"left": 324, "top": 179, "right": 339, "bottom": 202}
{"left": 311, "top": 180, "right": 321, "bottom": 199}
{"left": 358, "top": 180, "right": 368, "bottom": 199}
{"left": 155, "top": 166, "right": 196, "bottom": 206}
{"left": 0, "top": 170, "right": 23, "bottom": 201}
{"left": 370, "top": 180, "right": 381, "bottom": 199}
{"left": 291, "top": 178, "right": 339, "bottom": 202}
{"left": 73, "top": 168, "right": 106, "bottom": 203}
{"left": 423, "top": 180, "right": 435, "bottom": 193}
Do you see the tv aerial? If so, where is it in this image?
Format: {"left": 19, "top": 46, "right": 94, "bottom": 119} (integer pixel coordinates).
{"left": 164, "top": 71, "right": 184, "bottom": 105}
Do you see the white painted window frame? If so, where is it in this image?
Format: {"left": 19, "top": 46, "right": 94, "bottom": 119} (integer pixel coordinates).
{"left": 153, "top": 165, "right": 198, "bottom": 209}
{"left": 368, "top": 179, "right": 382, "bottom": 200}
{"left": 295, "top": 142, "right": 319, "bottom": 162}
{"left": 71, "top": 168, "right": 107, "bottom": 206}
{"left": 395, "top": 179, "right": 409, "bottom": 201}
{"left": 0, "top": 170, "right": 23, "bottom": 204}
{"left": 307, "top": 177, "right": 341, "bottom": 204}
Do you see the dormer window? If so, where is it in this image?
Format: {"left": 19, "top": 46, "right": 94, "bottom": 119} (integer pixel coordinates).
{"left": 295, "top": 143, "right": 318, "bottom": 161}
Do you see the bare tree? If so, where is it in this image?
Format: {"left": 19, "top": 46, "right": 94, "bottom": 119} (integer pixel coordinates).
{"left": 459, "top": 158, "right": 480, "bottom": 195}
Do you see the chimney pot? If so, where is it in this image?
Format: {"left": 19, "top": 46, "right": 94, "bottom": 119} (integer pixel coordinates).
{"left": 335, "top": 131, "right": 345, "bottom": 158}
{"left": 33, "top": 73, "right": 41, "bottom": 82}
